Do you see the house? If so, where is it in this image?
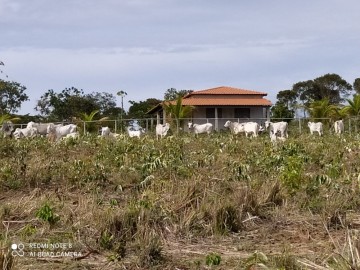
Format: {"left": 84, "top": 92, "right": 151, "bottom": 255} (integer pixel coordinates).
{"left": 147, "top": 86, "right": 272, "bottom": 131}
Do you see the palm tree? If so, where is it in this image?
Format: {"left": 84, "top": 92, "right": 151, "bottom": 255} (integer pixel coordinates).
{"left": 343, "top": 94, "right": 360, "bottom": 117}
{"left": 0, "top": 114, "right": 20, "bottom": 125}
{"left": 307, "top": 98, "right": 338, "bottom": 121}
{"left": 341, "top": 94, "right": 360, "bottom": 132}
{"left": 162, "top": 96, "right": 194, "bottom": 133}
{"left": 78, "top": 110, "right": 109, "bottom": 133}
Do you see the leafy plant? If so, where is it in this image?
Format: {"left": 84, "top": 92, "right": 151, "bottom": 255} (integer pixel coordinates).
{"left": 78, "top": 109, "right": 109, "bottom": 133}
{"left": 163, "top": 95, "right": 194, "bottom": 133}
{"left": 99, "top": 229, "right": 114, "bottom": 250}
{"left": 36, "top": 202, "right": 60, "bottom": 226}
{"left": 205, "top": 252, "right": 221, "bottom": 266}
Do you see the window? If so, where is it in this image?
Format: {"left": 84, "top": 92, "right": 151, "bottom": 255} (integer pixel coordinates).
{"left": 234, "top": 108, "right": 250, "bottom": 118}
{"left": 217, "top": 108, "right": 223, "bottom": 118}
{"left": 206, "top": 108, "right": 222, "bottom": 118}
{"left": 206, "top": 108, "right": 215, "bottom": 118}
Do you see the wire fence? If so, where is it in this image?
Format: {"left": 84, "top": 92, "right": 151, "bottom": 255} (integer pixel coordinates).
{"left": 6, "top": 117, "right": 360, "bottom": 135}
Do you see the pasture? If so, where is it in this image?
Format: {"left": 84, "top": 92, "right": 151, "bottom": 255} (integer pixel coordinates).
{"left": 1, "top": 131, "right": 360, "bottom": 269}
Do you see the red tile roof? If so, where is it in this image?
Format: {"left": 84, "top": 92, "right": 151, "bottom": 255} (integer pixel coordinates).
{"left": 187, "top": 86, "right": 268, "bottom": 96}
{"left": 146, "top": 86, "right": 271, "bottom": 114}
{"left": 180, "top": 98, "right": 272, "bottom": 106}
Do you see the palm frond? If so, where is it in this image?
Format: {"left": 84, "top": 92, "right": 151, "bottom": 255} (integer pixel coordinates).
{"left": 0, "top": 114, "right": 20, "bottom": 125}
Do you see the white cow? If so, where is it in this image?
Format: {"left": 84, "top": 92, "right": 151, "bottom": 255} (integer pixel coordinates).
{"left": 47, "top": 123, "right": 77, "bottom": 141}
{"left": 237, "top": 122, "right": 260, "bottom": 138}
{"left": 27, "top": 122, "right": 54, "bottom": 136}
{"left": 334, "top": 119, "right": 344, "bottom": 135}
{"left": 13, "top": 127, "right": 38, "bottom": 139}
{"left": 264, "top": 121, "right": 288, "bottom": 138}
{"left": 156, "top": 123, "right": 170, "bottom": 140}
{"left": 308, "top": 122, "right": 323, "bottom": 136}
{"left": 188, "top": 122, "right": 213, "bottom": 135}
{"left": 127, "top": 126, "right": 145, "bottom": 138}
{"left": 100, "top": 126, "right": 121, "bottom": 139}
{"left": 224, "top": 120, "right": 243, "bottom": 134}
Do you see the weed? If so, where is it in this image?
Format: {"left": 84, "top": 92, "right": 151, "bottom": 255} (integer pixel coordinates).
{"left": 137, "top": 234, "right": 164, "bottom": 267}
{"left": 243, "top": 251, "right": 269, "bottom": 269}
{"left": 20, "top": 224, "right": 37, "bottom": 238}
{"left": 99, "top": 229, "right": 114, "bottom": 250}
{"left": 36, "top": 202, "right": 60, "bottom": 226}
{"left": 205, "top": 252, "right": 221, "bottom": 266}
{"left": 215, "top": 205, "right": 242, "bottom": 234}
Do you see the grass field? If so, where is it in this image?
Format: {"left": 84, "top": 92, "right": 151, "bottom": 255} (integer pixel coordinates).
{"left": 1, "top": 131, "right": 360, "bottom": 269}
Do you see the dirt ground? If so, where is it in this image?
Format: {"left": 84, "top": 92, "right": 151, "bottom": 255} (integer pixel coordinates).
{"left": 2, "top": 186, "right": 360, "bottom": 270}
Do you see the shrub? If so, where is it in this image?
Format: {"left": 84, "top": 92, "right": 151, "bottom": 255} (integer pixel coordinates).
{"left": 205, "top": 252, "right": 221, "bottom": 266}
{"left": 36, "top": 202, "right": 60, "bottom": 226}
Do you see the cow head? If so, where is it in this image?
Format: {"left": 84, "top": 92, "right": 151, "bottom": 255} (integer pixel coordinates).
{"left": 224, "top": 121, "right": 231, "bottom": 128}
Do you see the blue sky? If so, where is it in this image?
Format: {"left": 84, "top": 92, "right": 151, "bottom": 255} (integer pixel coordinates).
{"left": 1, "top": 0, "right": 359, "bottom": 115}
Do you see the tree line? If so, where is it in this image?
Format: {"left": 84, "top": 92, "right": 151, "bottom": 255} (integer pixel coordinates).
{"left": 1, "top": 60, "right": 359, "bottom": 123}
{"left": 271, "top": 73, "right": 360, "bottom": 120}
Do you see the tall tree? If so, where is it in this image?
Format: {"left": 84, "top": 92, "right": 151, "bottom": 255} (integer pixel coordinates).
{"left": 0, "top": 79, "right": 29, "bottom": 114}
{"left": 292, "top": 74, "right": 352, "bottom": 106}
{"left": 354, "top": 78, "right": 360, "bottom": 94}
{"left": 35, "top": 87, "right": 119, "bottom": 121}
{"left": 128, "top": 98, "right": 162, "bottom": 119}
{"left": 276, "top": 89, "right": 297, "bottom": 109}
{"left": 270, "top": 102, "right": 295, "bottom": 121}
{"left": 313, "top": 74, "right": 352, "bottom": 103}
{"left": 91, "top": 92, "right": 117, "bottom": 116}
{"left": 164, "top": 88, "right": 193, "bottom": 100}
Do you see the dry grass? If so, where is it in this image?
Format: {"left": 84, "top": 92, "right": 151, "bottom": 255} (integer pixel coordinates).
{"left": 1, "top": 132, "right": 360, "bottom": 269}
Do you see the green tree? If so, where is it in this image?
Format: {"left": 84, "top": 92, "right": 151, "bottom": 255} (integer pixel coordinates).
{"left": 79, "top": 110, "right": 109, "bottom": 133}
{"left": 342, "top": 94, "right": 360, "bottom": 117}
{"left": 91, "top": 92, "right": 117, "bottom": 116}
{"left": 0, "top": 79, "right": 29, "bottom": 114}
{"left": 354, "top": 78, "right": 360, "bottom": 94}
{"left": 276, "top": 89, "right": 297, "bottom": 109}
{"left": 270, "top": 102, "right": 295, "bottom": 121}
{"left": 164, "top": 88, "right": 193, "bottom": 100}
{"left": 0, "top": 114, "right": 20, "bottom": 125}
{"left": 163, "top": 96, "right": 194, "bottom": 132}
{"left": 128, "top": 98, "right": 162, "bottom": 119}
{"left": 308, "top": 98, "right": 338, "bottom": 120}
{"left": 292, "top": 74, "right": 352, "bottom": 106}
{"left": 35, "top": 87, "right": 118, "bottom": 121}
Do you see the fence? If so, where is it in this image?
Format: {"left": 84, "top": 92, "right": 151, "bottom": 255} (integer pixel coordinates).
{"left": 7, "top": 117, "right": 360, "bottom": 135}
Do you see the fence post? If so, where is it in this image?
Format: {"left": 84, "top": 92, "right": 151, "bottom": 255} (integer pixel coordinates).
{"left": 298, "top": 118, "right": 301, "bottom": 135}
{"left": 83, "top": 121, "right": 86, "bottom": 135}
{"left": 355, "top": 117, "right": 357, "bottom": 133}
{"left": 114, "top": 120, "right": 117, "bottom": 133}
{"left": 349, "top": 118, "right": 352, "bottom": 135}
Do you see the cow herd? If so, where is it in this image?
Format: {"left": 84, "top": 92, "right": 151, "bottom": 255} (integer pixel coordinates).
{"left": 0, "top": 121, "right": 79, "bottom": 141}
{"left": 0, "top": 119, "right": 345, "bottom": 142}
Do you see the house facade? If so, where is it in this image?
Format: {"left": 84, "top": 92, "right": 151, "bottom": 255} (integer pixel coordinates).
{"left": 147, "top": 86, "right": 272, "bottom": 131}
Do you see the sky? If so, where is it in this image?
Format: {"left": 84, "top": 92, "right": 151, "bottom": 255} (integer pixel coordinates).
{"left": 1, "top": 0, "right": 360, "bottom": 115}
